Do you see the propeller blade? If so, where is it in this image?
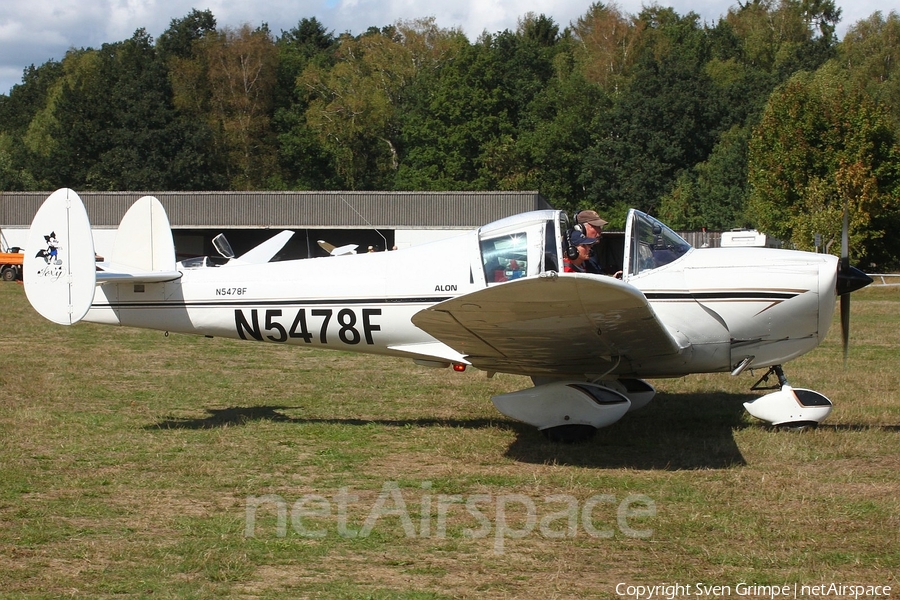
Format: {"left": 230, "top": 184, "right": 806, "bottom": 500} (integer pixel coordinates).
{"left": 835, "top": 202, "right": 873, "bottom": 362}
{"left": 841, "top": 204, "right": 849, "bottom": 267}
{"left": 840, "top": 292, "right": 850, "bottom": 362}
{"left": 840, "top": 203, "right": 850, "bottom": 363}
{"left": 840, "top": 203, "right": 850, "bottom": 280}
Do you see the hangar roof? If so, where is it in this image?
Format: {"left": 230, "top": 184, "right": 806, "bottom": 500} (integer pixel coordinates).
{"left": 1, "top": 190, "right": 551, "bottom": 230}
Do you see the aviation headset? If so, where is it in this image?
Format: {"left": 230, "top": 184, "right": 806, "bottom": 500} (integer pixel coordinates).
{"left": 564, "top": 228, "right": 579, "bottom": 261}
{"left": 565, "top": 210, "right": 582, "bottom": 261}
{"left": 572, "top": 210, "right": 585, "bottom": 234}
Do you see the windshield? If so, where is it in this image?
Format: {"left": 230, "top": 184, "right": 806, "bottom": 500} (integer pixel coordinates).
{"left": 628, "top": 211, "right": 691, "bottom": 277}
{"left": 476, "top": 210, "right": 562, "bottom": 284}
{"left": 481, "top": 233, "right": 529, "bottom": 283}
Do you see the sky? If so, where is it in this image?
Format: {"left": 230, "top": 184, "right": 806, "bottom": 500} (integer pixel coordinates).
{"left": 0, "top": 0, "right": 887, "bottom": 96}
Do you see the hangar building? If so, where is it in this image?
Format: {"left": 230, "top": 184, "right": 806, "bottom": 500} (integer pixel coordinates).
{"left": 1, "top": 190, "right": 551, "bottom": 261}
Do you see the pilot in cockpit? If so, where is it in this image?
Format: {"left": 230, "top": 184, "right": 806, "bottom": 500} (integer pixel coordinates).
{"left": 563, "top": 230, "right": 597, "bottom": 273}
{"left": 575, "top": 210, "right": 622, "bottom": 279}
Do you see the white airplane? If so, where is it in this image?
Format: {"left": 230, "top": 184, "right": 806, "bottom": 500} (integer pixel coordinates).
{"left": 317, "top": 239, "right": 359, "bottom": 256}
{"left": 23, "top": 188, "right": 873, "bottom": 442}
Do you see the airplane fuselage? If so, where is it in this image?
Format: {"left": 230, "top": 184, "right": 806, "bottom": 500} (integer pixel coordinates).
{"left": 25, "top": 190, "right": 867, "bottom": 433}
{"left": 83, "top": 224, "right": 840, "bottom": 379}
{"left": 85, "top": 231, "right": 483, "bottom": 365}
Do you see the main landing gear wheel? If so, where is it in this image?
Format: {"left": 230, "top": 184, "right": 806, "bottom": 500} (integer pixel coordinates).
{"left": 541, "top": 424, "right": 598, "bottom": 444}
{"left": 743, "top": 365, "right": 833, "bottom": 427}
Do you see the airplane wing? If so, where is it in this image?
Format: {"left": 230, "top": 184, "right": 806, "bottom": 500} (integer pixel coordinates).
{"left": 226, "top": 230, "right": 294, "bottom": 266}
{"left": 411, "top": 273, "right": 687, "bottom": 376}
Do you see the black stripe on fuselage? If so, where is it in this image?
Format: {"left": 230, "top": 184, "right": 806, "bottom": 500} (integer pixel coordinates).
{"left": 91, "top": 296, "right": 455, "bottom": 310}
{"left": 645, "top": 291, "right": 801, "bottom": 301}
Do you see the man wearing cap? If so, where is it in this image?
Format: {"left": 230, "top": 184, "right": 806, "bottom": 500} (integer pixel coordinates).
{"left": 575, "top": 210, "right": 607, "bottom": 274}
{"left": 575, "top": 210, "right": 621, "bottom": 278}
{"left": 563, "top": 229, "right": 598, "bottom": 273}
{"left": 576, "top": 210, "right": 608, "bottom": 239}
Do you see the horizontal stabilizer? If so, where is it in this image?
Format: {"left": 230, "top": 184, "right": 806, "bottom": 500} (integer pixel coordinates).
{"left": 95, "top": 268, "right": 182, "bottom": 283}
{"left": 330, "top": 244, "right": 358, "bottom": 256}
{"left": 24, "top": 189, "right": 97, "bottom": 325}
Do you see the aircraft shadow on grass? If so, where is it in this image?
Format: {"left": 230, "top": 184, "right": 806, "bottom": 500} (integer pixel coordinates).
{"left": 145, "top": 392, "right": 770, "bottom": 470}
{"left": 505, "top": 392, "right": 751, "bottom": 470}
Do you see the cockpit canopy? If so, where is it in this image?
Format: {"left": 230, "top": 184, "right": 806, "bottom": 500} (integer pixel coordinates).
{"left": 475, "top": 208, "right": 691, "bottom": 284}
{"left": 625, "top": 210, "right": 692, "bottom": 277}
{"left": 477, "top": 210, "right": 560, "bottom": 284}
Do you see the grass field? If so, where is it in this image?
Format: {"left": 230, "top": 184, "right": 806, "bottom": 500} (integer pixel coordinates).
{"left": 1, "top": 282, "right": 898, "bottom": 599}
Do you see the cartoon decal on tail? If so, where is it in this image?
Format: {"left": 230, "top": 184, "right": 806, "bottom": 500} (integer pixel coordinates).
{"left": 24, "top": 189, "right": 98, "bottom": 325}
{"left": 33, "top": 231, "right": 63, "bottom": 280}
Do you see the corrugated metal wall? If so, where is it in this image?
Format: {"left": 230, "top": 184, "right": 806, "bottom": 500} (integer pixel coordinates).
{"left": 1, "top": 191, "right": 551, "bottom": 229}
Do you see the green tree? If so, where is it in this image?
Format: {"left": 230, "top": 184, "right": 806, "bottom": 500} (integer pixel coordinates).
{"left": 489, "top": 49, "right": 610, "bottom": 211}
{"left": 91, "top": 29, "right": 221, "bottom": 189}
{"left": 273, "top": 17, "right": 336, "bottom": 110}
{"left": 581, "top": 7, "right": 723, "bottom": 216}
{"left": 301, "top": 18, "right": 465, "bottom": 189}
{"left": 724, "top": 0, "right": 840, "bottom": 78}
{"left": 519, "top": 12, "right": 560, "bottom": 47}
{"left": 654, "top": 0, "right": 842, "bottom": 230}
{"left": 271, "top": 18, "right": 339, "bottom": 189}
{"left": 157, "top": 9, "right": 217, "bottom": 60}
{"left": 839, "top": 11, "right": 900, "bottom": 126}
{"left": 300, "top": 29, "right": 407, "bottom": 189}
{"left": 0, "top": 61, "right": 64, "bottom": 190}
{"left": 570, "top": 2, "right": 642, "bottom": 94}
{"left": 26, "top": 48, "right": 110, "bottom": 187}
{"left": 20, "top": 31, "right": 225, "bottom": 190}
{"left": 394, "top": 38, "right": 498, "bottom": 190}
{"left": 200, "top": 24, "right": 279, "bottom": 189}
{"left": 396, "top": 22, "right": 564, "bottom": 191}
{"left": 748, "top": 65, "right": 900, "bottom": 266}
{"left": 659, "top": 124, "right": 753, "bottom": 229}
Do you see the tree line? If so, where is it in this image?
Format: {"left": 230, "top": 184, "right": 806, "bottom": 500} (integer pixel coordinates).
{"left": 1, "top": 1, "right": 898, "bottom": 267}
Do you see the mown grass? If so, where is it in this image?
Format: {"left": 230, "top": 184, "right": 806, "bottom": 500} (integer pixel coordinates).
{"left": 1, "top": 283, "right": 898, "bottom": 598}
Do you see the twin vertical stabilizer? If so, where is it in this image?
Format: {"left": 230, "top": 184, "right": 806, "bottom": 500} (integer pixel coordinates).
{"left": 109, "top": 195, "right": 177, "bottom": 273}
{"left": 24, "top": 188, "right": 180, "bottom": 325}
{"left": 24, "top": 189, "right": 97, "bottom": 325}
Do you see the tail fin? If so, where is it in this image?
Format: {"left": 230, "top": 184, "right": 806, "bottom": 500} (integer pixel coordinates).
{"left": 109, "top": 195, "right": 177, "bottom": 272}
{"left": 24, "top": 189, "right": 97, "bottom": 325}
{"left": 24, "top": 190, "right": 182, "bottom": 325}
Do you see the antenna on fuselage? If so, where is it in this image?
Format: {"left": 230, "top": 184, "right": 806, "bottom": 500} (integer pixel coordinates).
{"left": 338, "top": 194, "right": 388, "bottom": 251}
